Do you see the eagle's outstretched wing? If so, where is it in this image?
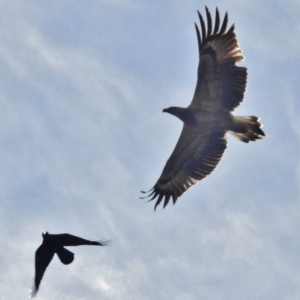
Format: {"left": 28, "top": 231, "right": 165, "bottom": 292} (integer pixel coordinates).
{"left": 189, "top": 7, "right": 247, "bottom": 111}
{"left": 142, "top": 126, "right": 227, "bottom": 210}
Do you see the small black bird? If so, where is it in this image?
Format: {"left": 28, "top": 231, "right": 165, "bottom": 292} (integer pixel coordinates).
{"left": 29, "top": 231, "right": 111, "bottom": 298}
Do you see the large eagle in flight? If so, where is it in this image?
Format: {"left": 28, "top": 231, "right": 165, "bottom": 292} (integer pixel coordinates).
{"left": 29, "top": 232, "right": 111, "bottom": 298}
{"left": 142, "top": 7, "right": 265, "bottom": 210}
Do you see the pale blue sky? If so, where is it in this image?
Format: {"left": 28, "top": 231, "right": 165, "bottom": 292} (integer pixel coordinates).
{"left": 1, "top": 0, "right": 300, "bottom": 299}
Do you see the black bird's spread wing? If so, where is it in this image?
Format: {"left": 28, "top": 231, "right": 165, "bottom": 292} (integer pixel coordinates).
{"left": 30, "top": 244, "right": 55, "bottom": 298}
{"left": 189, "top": 7, "right": 247, "bottom": 111}
{"left": 48, "top": 233, "right": 112, "bottom": 247}
{"left": 143, "top": 125, "right": 227, "bottom": 210}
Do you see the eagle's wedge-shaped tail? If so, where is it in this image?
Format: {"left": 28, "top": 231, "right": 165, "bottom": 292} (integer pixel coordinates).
{"left": 230, "top": 116, "right": 265, "bottom": 143}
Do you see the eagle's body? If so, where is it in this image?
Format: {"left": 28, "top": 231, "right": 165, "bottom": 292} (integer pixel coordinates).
{"left": 164, "top": 107, "right": 234, "bottom": 130}
{"left": 29, "top": 232, "right": 111, "bottom": 298}
{"left": 142, "top": 7, "right": 265, "bottom": 210}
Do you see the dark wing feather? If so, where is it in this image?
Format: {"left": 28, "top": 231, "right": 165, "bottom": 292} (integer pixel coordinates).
{"left": 205, "top": 8, "right": 212, "bottom": 36}
{"left": 49, "top": 233, "right": 111, "bottom": 247}
{"left": 190, "top": 7, "right": 247, "bottom": 111}
{"left": 144, "top": 125, "right": 227, "bottom": 210}
{"left": 30, "top": 244, "right": 55, "bottom": 298}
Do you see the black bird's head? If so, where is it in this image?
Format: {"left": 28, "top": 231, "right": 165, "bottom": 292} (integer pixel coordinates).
{"left": 42, "top": 231, "right": 49, "bottom": 238}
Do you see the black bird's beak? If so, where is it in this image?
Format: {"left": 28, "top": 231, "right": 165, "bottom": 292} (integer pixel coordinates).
{"left": 162, "top": 108, "right": 168, "bottom": 113}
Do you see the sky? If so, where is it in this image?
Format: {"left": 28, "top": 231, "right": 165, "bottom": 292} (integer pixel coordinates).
{"left": 1, "top": 0, "right": 300, "bottom": 299}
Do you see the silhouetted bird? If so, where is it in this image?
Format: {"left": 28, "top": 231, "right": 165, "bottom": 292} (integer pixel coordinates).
{"left": 29, "top": 231, "right": 111, "bottom": 298}
{"left": 142, "top": 6, "right": 265, "bottom": 210}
